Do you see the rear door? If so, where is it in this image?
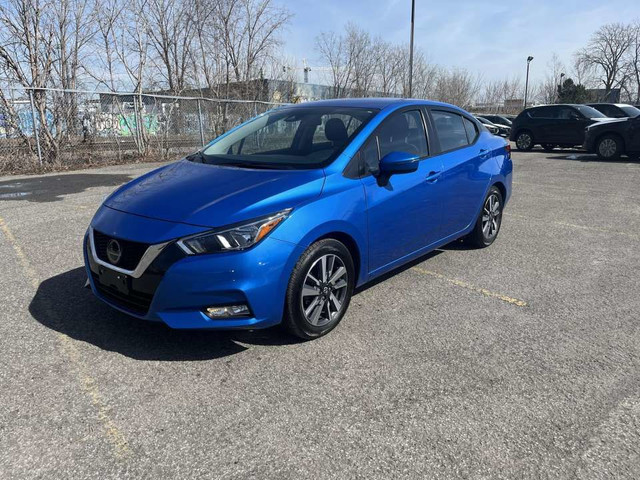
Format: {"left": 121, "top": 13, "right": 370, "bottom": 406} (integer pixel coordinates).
{"left": 530, "top": 106, "right": 558, "bottom": 143}
{"left": 428, "top": 108, "right": 492, "bottom": 237}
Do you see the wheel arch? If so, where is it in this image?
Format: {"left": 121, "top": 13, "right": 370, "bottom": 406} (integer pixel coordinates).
{"left": 492, "top": 181, "right": 507, "bottom": 204}
{"left": 315, "top": 231, "right": 363, "bottom": 286}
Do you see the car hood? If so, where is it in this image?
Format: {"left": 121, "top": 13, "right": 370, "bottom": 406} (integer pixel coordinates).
{"left": 590, "top": 117, "right": 623, "bottom": 123}
{"left": 587, "top": 117, "right": 629, "bottom": 129}
{"left": 104, "top": 159, "right": 326, "bottom": 228}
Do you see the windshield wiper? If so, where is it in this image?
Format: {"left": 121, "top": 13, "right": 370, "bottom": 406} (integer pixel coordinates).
{"left": 216, "top": 161, "right": 290, "bottom": 170}
{"left": 185, "top": 151, "right": 205, "bottom": 163}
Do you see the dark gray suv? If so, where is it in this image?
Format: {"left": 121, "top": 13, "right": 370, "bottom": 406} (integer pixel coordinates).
{"left": 510, "top": 104, "right": 611, "bottom": 152}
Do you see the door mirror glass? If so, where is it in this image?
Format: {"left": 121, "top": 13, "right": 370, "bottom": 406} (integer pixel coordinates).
{"left": 379, "top": 151, "right": 419, "bottom": 175}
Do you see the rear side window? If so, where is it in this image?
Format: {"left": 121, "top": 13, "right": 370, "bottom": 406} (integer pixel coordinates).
{"left": 431, "top": 110, "right": 469, "bottom": 152}
{"left": 377, "top": 110, "right": 428, "bottom": 159}
{"left": 528, "top": 107, "right": 556, "bottom": 118}
{"left": 462, "top": 117, "right": 478, "bottom": 143}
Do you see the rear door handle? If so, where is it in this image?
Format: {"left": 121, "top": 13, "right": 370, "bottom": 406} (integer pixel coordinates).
{"left": 479, "top": 148, "right": 490, "bottom": 158}
{"left": 425, "top": 171, "right": 441, "bottom": 183}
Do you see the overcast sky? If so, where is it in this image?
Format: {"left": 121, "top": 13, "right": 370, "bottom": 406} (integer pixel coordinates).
{"left": 283, "top": 0, "right": 639, "bottom": 86}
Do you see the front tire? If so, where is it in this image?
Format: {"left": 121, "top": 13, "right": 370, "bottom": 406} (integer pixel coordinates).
{"left": 465, "top": 186, "right": 503, "bottom": 248}
{"left": 515, "top": 131, "right": 534, "bottom": 151}
{"left": 283, "top": 239, "right": 355, "bottom": 340}
{"left": 596, "top": 135, "right": 623, "bottom": 160}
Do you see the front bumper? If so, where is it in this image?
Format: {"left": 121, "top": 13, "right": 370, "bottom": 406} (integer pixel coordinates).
{"left": 84, "top": 209, "right": 304, "bottom": 330}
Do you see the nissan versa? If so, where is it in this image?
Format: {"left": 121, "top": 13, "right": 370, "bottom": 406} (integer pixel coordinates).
{"left": 84, "top": 98, "right": 512, "bottom": 339}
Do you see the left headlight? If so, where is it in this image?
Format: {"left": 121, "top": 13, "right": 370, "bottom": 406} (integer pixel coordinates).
{"left": 177, "top": 209, "right": 291, "bottom": 255}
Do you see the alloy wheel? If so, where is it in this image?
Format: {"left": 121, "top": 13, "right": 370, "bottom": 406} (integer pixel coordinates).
{"left": 598, "top": 138, "right": 617, "bottom": 158}
{"left": 300, "top": 254, "right": 349, "bottom": 327}
{"left": 482, "top": 193, "right": 501, "bottom": 240}
{"left": 516, "top": 133, "right": 532, "bottom": 150}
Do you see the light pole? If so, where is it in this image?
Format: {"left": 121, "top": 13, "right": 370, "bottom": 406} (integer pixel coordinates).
{"left": 523, "top": 55, "right": 534, "bottom": 108}
{"left": 408, "top": 0, "right": 415, "bottom": 97}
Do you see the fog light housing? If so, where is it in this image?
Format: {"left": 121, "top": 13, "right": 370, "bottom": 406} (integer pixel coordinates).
{"left": 204, "top": 304, "right": 251, "bottom": 319}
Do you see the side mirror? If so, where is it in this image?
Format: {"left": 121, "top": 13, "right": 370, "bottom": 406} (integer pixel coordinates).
{"left": 379, "top": 151, "right": 419, "bottom": 176}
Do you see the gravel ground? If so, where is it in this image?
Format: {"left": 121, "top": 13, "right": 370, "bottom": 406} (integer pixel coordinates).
{"left": 1, "top": 147, "right": 639, "bottom": 479}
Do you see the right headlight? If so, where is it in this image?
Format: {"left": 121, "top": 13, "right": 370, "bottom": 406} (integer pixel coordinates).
{"left": 177, "top": 209, "right": 291, "bottom": 254}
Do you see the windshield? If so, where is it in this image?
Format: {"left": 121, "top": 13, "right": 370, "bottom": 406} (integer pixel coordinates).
{"left": 620, "top": 105, "right": 640, "bottom": 117}
{"left": 573, "top": 105, "right": 607, "bottom": 118}
{"left": 198, "top": 106, "right": 378, "bottom": 169}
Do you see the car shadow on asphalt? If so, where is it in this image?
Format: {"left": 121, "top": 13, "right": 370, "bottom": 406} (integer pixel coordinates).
{"left": 29, "top": 267, "right": 301, "bottom": 361}
{"left": 354, "top": 249, "right": 444, "bottom": 295}
{"left": 0, "top": 174, "right": 133, "bottom": 202}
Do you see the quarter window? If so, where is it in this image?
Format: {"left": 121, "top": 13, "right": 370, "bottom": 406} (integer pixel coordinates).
{"left": 431, "top": 110, "right": 469, "bottom": 152}
{"left": 360, "top": 136, "right": 380, "bottom": 176}
{"left": 462, "top": 117, "right": 478, "bottom": 144}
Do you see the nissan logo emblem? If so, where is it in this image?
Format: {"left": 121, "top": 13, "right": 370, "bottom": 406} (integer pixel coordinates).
{"left": 106, "top": 239, "right": 122, "bottom": 265}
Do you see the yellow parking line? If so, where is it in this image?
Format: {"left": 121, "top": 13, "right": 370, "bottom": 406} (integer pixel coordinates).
{"left": 0, "top": 216, "right": 131, "bottom": 458}
{"left": 411, "top": 266, "right": 528, "bottom": 307}
{"left": 506, "top": 213, "right": 640, "bottom": 239}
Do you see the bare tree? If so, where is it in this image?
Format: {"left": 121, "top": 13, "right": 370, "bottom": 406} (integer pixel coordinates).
{"left": 374, "top": 41, "right": 403, "bottom": 95}
{"left": 537, "top": 53, "right": 565, "bottom": 104}
{"left": 576, "top": 23, "right": 634, "bottom": 94}
{"left": 626, "top": 21, "right": 640, "bottom": 103}
{"left": 315, "top": 30, "right": 351, "bottom": 98}
{"left": 147, "top": 0, "right": 195, "bottom": 94}
{"left": 0, "top": 0, "right": 71, "bottom": 162}
{"left": 434, "top": 68, "right": 480, "bottom": 108}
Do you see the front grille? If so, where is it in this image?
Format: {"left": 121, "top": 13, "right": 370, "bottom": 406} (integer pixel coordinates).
{"left": 93, "top": 230, "right": 149, "bottom": 270}
{"left": 91, "top": 272, "right": 153, "bottom": 315}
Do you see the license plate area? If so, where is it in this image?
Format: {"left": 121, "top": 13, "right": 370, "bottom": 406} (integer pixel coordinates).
{"left": 98, "top": 267, "right": 130, "bottom": 295}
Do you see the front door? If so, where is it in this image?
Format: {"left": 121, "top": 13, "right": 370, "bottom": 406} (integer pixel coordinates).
{"left": 360, "top": 109, "right": 444, "bottom": 275}
{"left": 553, "top": 106, "right": 590, "bottom": 144}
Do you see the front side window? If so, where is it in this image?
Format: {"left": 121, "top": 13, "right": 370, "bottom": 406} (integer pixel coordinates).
{"left": 377, "top": 110, "right": 429, "bottom": 159}
{"left": 557, "top": 107, "right": 581, "bottom": 120}
{"left": 573, "top": 105, "right": 606, "bottom": 118}
{"left": 200, "top": 106, "right": 378, "bottom": 169}
{"left": 431, "top": 110, "right": 469, "bottom": 152}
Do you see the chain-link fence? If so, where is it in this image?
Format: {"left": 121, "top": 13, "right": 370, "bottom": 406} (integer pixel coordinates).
{"left": 0, "top": 87, "right": 286, "bottom": 174}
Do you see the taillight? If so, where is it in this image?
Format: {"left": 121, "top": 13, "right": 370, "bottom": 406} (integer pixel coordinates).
{"left": 505, "top": 143, "right": 511, "bottom": 157}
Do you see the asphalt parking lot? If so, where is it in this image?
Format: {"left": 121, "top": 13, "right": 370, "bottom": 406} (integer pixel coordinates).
{"left": 1, "top": 148, "right": 640, "bottom": 479}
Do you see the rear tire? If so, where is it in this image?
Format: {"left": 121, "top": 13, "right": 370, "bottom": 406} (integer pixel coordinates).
{"left": 596, "top": 135, "right": 623, "bottom": 160}
{"left": 515, "top": 131, "right": 534, "bottom": 151}
{"left": 282, "top": 239, "right": 355, "bottom": 340}
{"left": 465, "top": 186, "right": 503, "bottom": 248}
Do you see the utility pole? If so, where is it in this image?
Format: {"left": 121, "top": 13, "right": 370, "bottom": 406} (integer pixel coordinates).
{"left": 524, "top": 56, "right": 534, "bottom": 108}
{"left": 408, "top": 0, "right": 415, "bottom": 98}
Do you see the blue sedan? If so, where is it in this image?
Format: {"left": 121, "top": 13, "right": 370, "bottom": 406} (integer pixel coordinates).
{"left": 84, "top": 98, "right": 512, "bottom": 339}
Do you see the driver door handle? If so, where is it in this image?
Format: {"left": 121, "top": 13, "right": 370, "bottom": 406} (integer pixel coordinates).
{"left": 425, "top": 171, "right": 441, "bottom": 183}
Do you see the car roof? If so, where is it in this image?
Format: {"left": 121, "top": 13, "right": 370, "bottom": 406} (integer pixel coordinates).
{"left": 286, "top": 97, "right": 459, "bottom": 110}
{"left": 527, "top": 104, "right": 582, "bottom": 109}
{"left": 587, "top": 103, "right": 632, "bottom": 107}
